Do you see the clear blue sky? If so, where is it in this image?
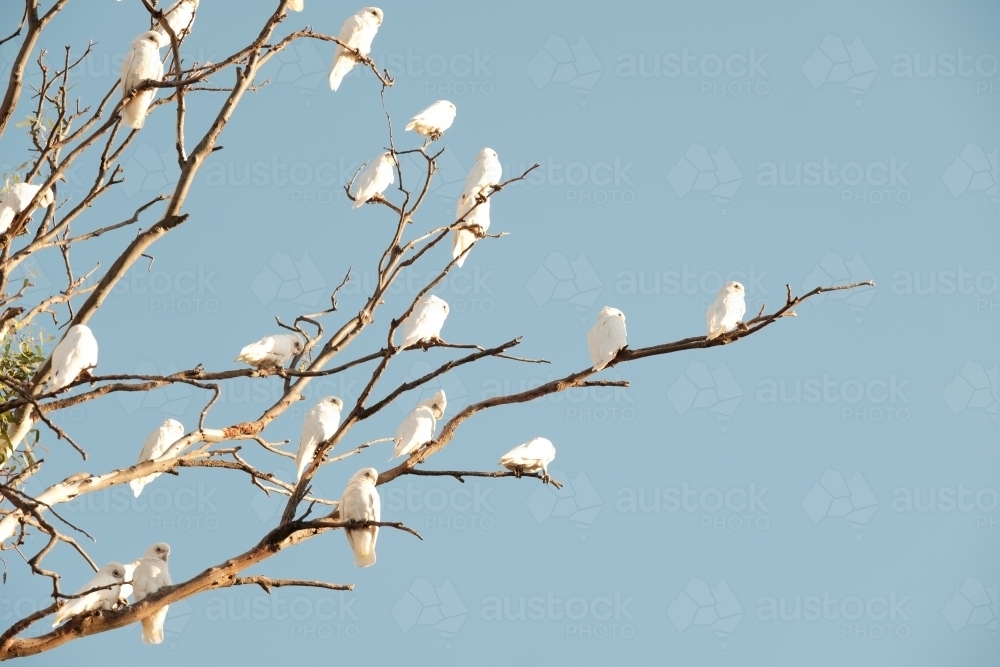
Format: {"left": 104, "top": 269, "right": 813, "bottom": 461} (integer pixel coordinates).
{"left": 1, "top": 1, "right": 997, "bottom": 665}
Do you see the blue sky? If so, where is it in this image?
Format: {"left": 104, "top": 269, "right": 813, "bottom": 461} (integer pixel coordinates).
{"left": 1, "top": 0, "right": 998, "bottom": 665}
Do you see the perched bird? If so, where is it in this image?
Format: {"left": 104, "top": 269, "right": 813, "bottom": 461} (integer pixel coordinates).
{"left": 296, "top": 396, "right": 344, "bottom": 480}
{"left": 457, "top": 148, "right": 502, "bottom": 208}
{"left": 52, "top": 562, "right": 126, "bottom": 627}
{"left": 48, "top": 324, "right": 99, "bottom": 393}
{"left": 351, "top": 153, "right": 395, "bottom": 208}
{"left": 405, "top": 100, "right": 456, "bottom": 141}
{"left": 130, "top": 419, "right": 185, "bottom": 497}
{"left": 706, "top": 281, "right": 747, "bottom": 340}
{"left": 0, "top": 182, "right": 55, "bottom": 234}
{"left": 235, "top": 333, "right": 304, "bottom": 368}
{"left": 131, "top": 543, "right": 172, "bottom": 644}
{"left": 287, "top": 0, "right": 305, "bottom": 11}
{"left": 391, "top": 404, "right": 439, "bottom": 460}
{"left": 399, "top": 295, "right": 449, "bottom": 348}
{"left": 120, "top": 31, "right": 164, "bottom": 130}
{"left": 452, "top": 194, "right": 490, "bottom": 268}
{"left": 328, "top": 7, "right": 384, "bottom": 91}
{"left": 6, "top": 324, "right": 98, "bottom": 451}
{"left": 587, "top": 307, "right": 627, "bottom": 371}
{"left": 339, "top": 468, "right": 380, "bottom": 568}
{"left": 416, "top": 389, "right": 446, "bottom": 417}
{"left": 153, "top": 0, "right": 198, "bottom": 48}
{"left": 499, "top": 437, "right": 556, "bottom": 482}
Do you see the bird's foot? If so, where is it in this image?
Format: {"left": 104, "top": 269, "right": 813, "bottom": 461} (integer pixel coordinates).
{"left": 737, "top": 321, "right": 749, "bottom": 332}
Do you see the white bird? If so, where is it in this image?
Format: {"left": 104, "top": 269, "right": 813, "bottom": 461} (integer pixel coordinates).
{"left": 452, "top": 194, "right": 490, "bottom": 268}
{"left": 706, "top": 281, "right": 747, "bottom": 340}
{"left": 405, "top": 100, "right": 456, "bottom": 140}
{"left": 154, "top": 0, "right": 198, "bottom": 48}
{"left": 351, "top": 153, "right": 395, "bottom": 208}
{"left": 416, "top": 389, "right": 446, "bottom": 416}
{"left": 391, "top": 404, "right": 439, "bottom": 460}
{"left": 130, "top": 419, "right": 185, "bottom": 497}
{"left": 328, "top": 7, "right": 384, "bottom": 91}
{"left": 235, "top": 333, "right": 304, "bottom": 368}
{"left": 499, "top": 437, "right": 556, "bottom": 481}
{"left": 0, "top": 182, "right": 55, "bottom": 234}
{"left": 287, "top": 0, "right": 305, "bottom": 11}
{"left": 339, "top": 468, "right": 380, "bottom": 568}
{"left": 120, "top": 31, "right": 164, "bottom": 130}
{"left": 5, "top": 323, "right": 98, "bottom": 451}
{"left": 48, "top": 324, "right": 99, "bottom": 393}
{"left": 587, "top": 306, "right": 627, "bottom": 371}
{"left": 399, "top": 295, "right": 449, "bottom": 348}
{"left": 52, "top": 562, "right": 125, "bottom": 627}
{"left": 131, "top": 543, "right": 172, "bottom": 644}
{"left": 296, "top": 397, "right": 344, "bottom": 480}
{"left": 457, "top": 148, "right": 502, "bottom": 208}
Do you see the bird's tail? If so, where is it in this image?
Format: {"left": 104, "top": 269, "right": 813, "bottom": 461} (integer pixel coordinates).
{"left": 130, "top": 473, "right": 157, "bottom": 498}
{"left": 452, "top": 229, "right": 475, "bottom": 268}
{"left": 328, "top": 56, "right": 355, "bottom": 91}
{"left": 347, "top": 528, "right": 377, "bottom": 568}
{"left": 404, "top": 120, "right": 417, "bottom": 132}
{"left": 141, "top": 606, "right": 168, "bottom": 644}
{"left": 6, "top": 409, "right": 36, "bottom": 454}
{"left": 121, "top": 92, "right": 154, "bottom": 130}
